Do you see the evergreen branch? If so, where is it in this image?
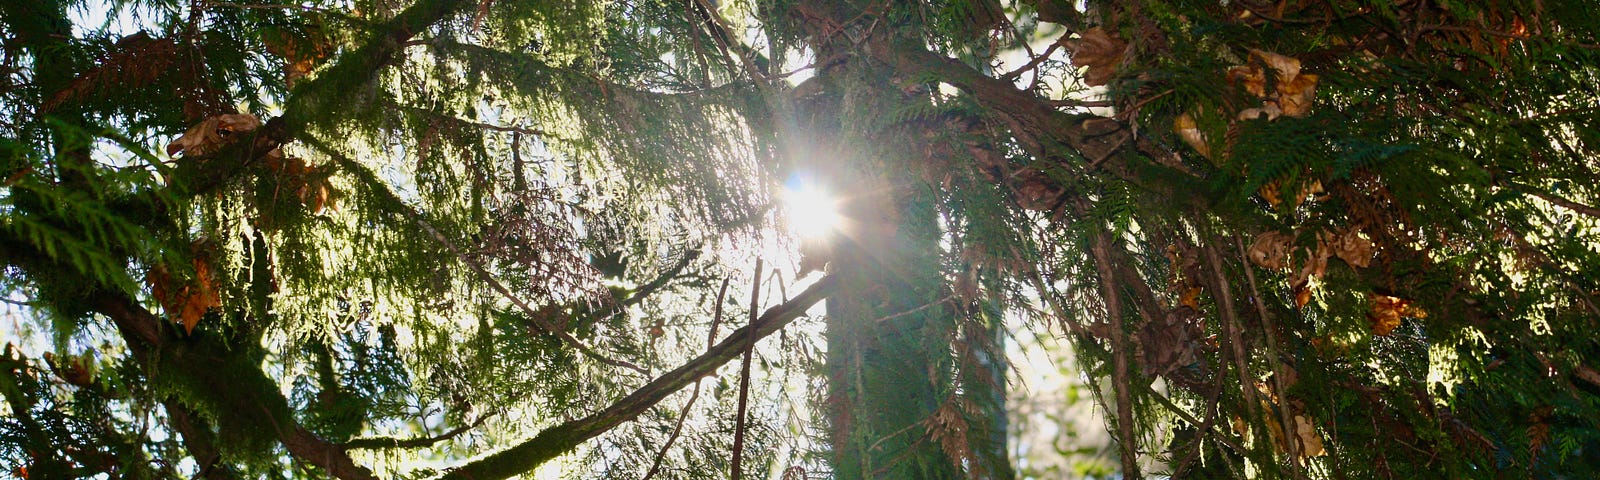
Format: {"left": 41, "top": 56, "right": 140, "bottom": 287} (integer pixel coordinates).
{"left": 642, "top": 278, "right": 730, "bottom": 480}
{"left": 689, "top": 0, "right": 771, "bottom": 87}
{"left": 278, "top": 0, "right": 471, "bottom": 133}
{"left": 165, "top": 399, "right": 242, "bottom": 480}
{"left": 410, "top": 213, "right": 650, "bottom": 375}
{"left": 616, "top": 249, "right": 702, "bottom": 310}
{"left": 0, "top": 233, "right": 379, "bottom": 480}
{"left": 434, "top": 275, "right": 838, "bottom": 480}
{"left": 310, "top": 138, "right": 649, "bottom": 375}
{"left": 341, "top": 415, "right": 491, "bottom": 450}
{"left": 1227, "top": 236, "right": 1304, "bottom": 469}
{"left": 1088, "top": 228, "right": 1141, "bottom": 479}
{"left": 1513, "top": 181, "right": 1600, "bottom": 219}
{"left": 94, "top": 295, "right": 379, "bottom": 480}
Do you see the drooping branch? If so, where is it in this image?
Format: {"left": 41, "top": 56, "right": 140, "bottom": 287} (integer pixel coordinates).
{"left": 165, "top": 400, "right": 242, "bottom": 480}
{"left": 311, "top": 140, "right": 649, "bottom": 375}
{"left": 1088, "top": 229, "right": 1142, "bottom": 479}
{"left": 277, "top": 0, "right": 472, "bottom": 133}
{"left": 435, "top": 275, "right": 838, "bottom": 480}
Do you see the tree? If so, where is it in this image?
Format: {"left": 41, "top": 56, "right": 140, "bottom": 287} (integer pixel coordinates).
{"left": 3, "top": 0, "right": 1599, "bottom": 479}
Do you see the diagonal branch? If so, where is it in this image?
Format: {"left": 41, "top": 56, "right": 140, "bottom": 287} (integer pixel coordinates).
{"left": 1513, "top": 181, "right": 1600, "bottom": 219}
{"left": 0, "top": 230, "right": 381, "bottom": 480}
{"left": 642, "top": 278, "right": 731, "bottom": 480}
{"left": 93, "top": 294, "right": 378, "bottom": 480}
{"left": 435, "top": 275, "right": 838, "bottom": 480}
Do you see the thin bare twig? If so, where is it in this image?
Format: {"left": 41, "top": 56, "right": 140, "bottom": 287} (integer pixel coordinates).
{"left": 1232, "top": 235, "right": 1303, "bottom": 469}
{"left": 730, "top": 259, "right": 763, "bottom": 479}
{"left": 202, "top": 1, "right": 335, "bottom": 13}
{"left": 641, "top": 278, "right": 731, "bottom": 480}
{"left": 342, "top": 415, "right": 492, "bottom": 450}
{"left": 1201, "top": 240, "right": 1261, "bottom": 425}
{"left": 410, "top": 218, "right": 649, "bottom": 375}
{"left": 873, "top": 294, "right": 954, "bottom": 323}
{"left": 1172, "top": 363, "right": 1231, "bottom": 477}
{"left": 1001, "top": 33, "right": 1070, "bottom": 81}
{"left": 1514, "top": 181, "right": 1600, "bottom": 219}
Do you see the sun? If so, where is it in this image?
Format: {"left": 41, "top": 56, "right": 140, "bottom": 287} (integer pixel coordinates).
{"left": 783, "top": 177, "right": 841, "bottom": 240}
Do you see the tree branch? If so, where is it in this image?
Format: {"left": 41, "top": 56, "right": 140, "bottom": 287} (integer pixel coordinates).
{"left": 1514, "top": 181, "right": 1600, "bottom": 219}
{"left": 642, "top": 278, "right": 730, "bottom": 480}
{"left": 0, "top": 232, "right": 378, "bottom": 480}
{"left": 1088, "top": 228, "right": 1142, "bottom": 479}
{"left": 308, "top": 138, "right": 649, "bottom": 375}
{"left": 435, "top": 275, "right": 838, "bottom": 480}
{"left": 342, "top": 415, "right": 491, "bottom": 450}
{"left": 729, "top": 259, "right": 763, "bottom": 479}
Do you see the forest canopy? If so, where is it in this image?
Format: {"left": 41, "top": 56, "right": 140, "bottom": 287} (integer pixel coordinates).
{"left": 2, "top": 0, "right": 1599, "bottom": 478}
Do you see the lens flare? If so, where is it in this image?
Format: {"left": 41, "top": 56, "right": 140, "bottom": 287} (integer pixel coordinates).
{"left": 783, "top": 179, "right": 840, "bottom": 240}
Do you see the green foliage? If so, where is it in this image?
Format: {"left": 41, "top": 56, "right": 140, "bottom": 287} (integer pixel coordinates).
{"left": 3, "top": 0, "right": 1599, "bottom": 479}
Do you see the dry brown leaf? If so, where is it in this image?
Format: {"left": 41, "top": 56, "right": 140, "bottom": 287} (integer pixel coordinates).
{"left": 1138, "top": 311, "right": 1202, "bottom": 377}
{"left": 298, "top": 174, "right": 337, "bottom": 214}
{"left": 1228, "top": 49, "right": 1319, "bottom": 119}
{"left": 263, "top": 28, "right": 334, "bottom": 88}
{"left": 1292, "top": 414, "right": 1326, "bottom": 458}
{"left": 1294, "top": 286, "right": 1312, "bottom": 308}
{"left": 1291, "top": 243, "right": 1330, "bottom": 288}
{"left": 1180, "top": 287, "right": 1202, "bottom": 310}
{"left": 1227, "top": 64, "right": 1267, "bottom": 97}
{"left": 1330, "top": 228, "right": 1375, "bottom": 268}
{"left": 1067, "top": 27, "right": 1127, "bottom": 87}
{"left": 1248, "top": 231, "right": 1293, "bottom": 269}
{"left": 1262, "top": 408, "right": 1326, "bottom": 460}
{"left": 1238, "top": 104, "right": 1283, "bottom": 121}
{"left": 43, "top": 352, "right": 94, "bottom": 387}
{"left": 166, "top": 113, "right": 262, "bottom": 157}
{"left": 1259, "top": 180, "right": 1283, "bottom": 206}
{"left": 1368, "top": 293, "right": 1424, "bottom": 336}
{"left": 145, "top": 248, "right": 222, "bottom": 334}
{"left": 1249, "top": 49, "right": 1302, "bottom": 83}
{"left": 1279, "top": 74, "right": 1319, "bottom": 118}
{"left": 266, "top": 156, "right": 341, "bottom": 214}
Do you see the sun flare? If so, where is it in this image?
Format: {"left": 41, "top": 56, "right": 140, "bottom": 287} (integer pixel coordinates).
{"left": 783, "top": 179, "right": 841, "bottom": 240}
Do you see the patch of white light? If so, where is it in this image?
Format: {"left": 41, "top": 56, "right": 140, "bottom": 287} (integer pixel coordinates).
{"left": 782, "top": 176, "right": 840, "bottom": 241}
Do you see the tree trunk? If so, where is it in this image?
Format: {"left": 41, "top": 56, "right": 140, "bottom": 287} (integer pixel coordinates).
{"left": 788, "top": 15, "right": 1010, "bottom": 475}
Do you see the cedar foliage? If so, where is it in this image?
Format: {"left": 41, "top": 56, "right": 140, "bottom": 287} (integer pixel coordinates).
{"left": 1, "top": 0, "right": 1598, "bottom": 479}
